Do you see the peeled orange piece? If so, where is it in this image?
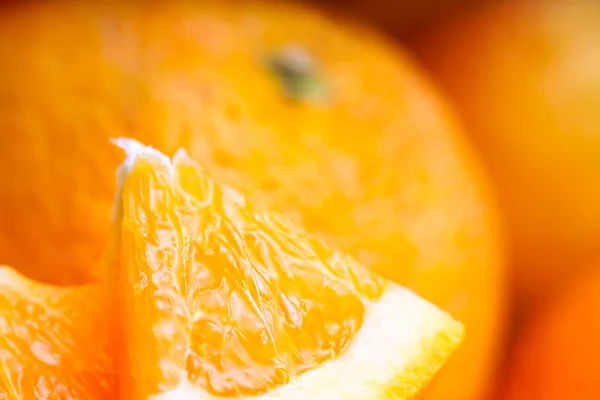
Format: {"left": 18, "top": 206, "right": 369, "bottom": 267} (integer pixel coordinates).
{"left": 113, "top": 139, "right": 464, "bottom": 399}
{"left": 0, "top": 267, "right": 114, "bottom": 399}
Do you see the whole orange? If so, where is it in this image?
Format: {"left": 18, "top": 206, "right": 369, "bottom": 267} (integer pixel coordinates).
{"left": 0, "top": 1, "right": 505, "bottom": 398}
{"left": 410, "top": 0, "right": 600, "bottom": 302}
{"left": 502, "top": 265, "right": 600, "bottom": 400}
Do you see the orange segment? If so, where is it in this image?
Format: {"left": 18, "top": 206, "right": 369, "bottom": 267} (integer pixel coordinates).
{"left": 0, "top": 267, "right": 114, "bottom": 399}
{"left": 114, "top": 139, "right": 464, "bottom": 399}
{"left": 117, "top": 140, "right": 383, "bottom": 396}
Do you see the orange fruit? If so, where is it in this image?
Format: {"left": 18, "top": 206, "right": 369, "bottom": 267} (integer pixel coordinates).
{"left": 0, "top": 1, "right": 505, "bottom": 399}
{"left": 502, "top": 265, "right": 600, "bottom": 400}
{"left": 0, "top": 267, "right": 114, "bottom": 399}
{"left": 114, "top": 139, "right": 463, "bottom": 399}
{"left": 410, "top": 0, "right": 600, "bottom": 302}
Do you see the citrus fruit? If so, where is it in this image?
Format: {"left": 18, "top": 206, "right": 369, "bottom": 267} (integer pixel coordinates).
{"left": 0, "top": 1, "right": 505, "bottom": 398}
{"left": 0, "top": 267, "right": 114, "bottom": 399}
{"left": 113, "top": 138, "right": 464, "bottom": 399}
{"left": 410, "top": 0, "right": 600, "bottom": 302}
{"left": 502, "top": 265, "right": 600, "bottom": 400}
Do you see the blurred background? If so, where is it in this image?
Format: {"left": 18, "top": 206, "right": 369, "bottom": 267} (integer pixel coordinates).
{"left": 1, "top": 0, "right": 599, "bottom": 398}
{"left": 322, "top": 0, "right": 600, "bottom": 397}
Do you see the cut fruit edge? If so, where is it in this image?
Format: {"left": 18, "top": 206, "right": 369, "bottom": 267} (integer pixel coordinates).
{"left": 112, "top": 138, "right": 465, "bottom": 400}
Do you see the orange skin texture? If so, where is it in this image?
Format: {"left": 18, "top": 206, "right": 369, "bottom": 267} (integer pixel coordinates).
{"left": 0, "top": 1, "right": 505, "bottom": 398}
{"left": 410, "top": 0, "right": 600, "bottom": 302}
{"left": 502, "top": 266, "right": 600, "bottom": 400}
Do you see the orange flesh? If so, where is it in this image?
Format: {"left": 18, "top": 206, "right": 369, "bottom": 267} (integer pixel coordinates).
{"left": 0, "top": 268, "right": 114, "bottom": 399}
{"left": 118, "top": 148, "right": 384, "bottom": 397}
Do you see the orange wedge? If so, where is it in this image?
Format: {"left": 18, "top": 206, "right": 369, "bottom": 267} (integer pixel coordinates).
{"left": 113, "top": 138, "right": 464, "bottom": 399}
{"left": 0, "top": 267, "right": 114, "bottom": 399}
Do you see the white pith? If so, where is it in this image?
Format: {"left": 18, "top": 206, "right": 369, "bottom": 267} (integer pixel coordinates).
{"left": 114, "top": 138, "right": 464, "bottom": 400}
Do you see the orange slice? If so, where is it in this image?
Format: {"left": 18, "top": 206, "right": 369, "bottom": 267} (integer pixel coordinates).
{"left": 113, "top": 138, "right": 464, "bottom": 399}
{"left": 0, "top": 267, "right": 114, "bottom": 399}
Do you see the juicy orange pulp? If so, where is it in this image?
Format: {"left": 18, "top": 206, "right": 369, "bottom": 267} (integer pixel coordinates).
{"left": 117, "top": 144, "right": 385, "bottom": 398}
{"left": 0, "top": 267, "right": 114, "bottom": 399}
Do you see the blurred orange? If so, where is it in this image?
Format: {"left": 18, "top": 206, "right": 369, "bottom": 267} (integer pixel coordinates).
{"left": 317, "top": 0, "right": 480, "bottom": 35}
{"left": 0, "top": 1, "right": 505, "bottom": 399}
{"left": 502, "top": 265, "right": 600, "bottom": 399}
{"left": 411, "top": 0, "right": 600, "bottom": 302}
